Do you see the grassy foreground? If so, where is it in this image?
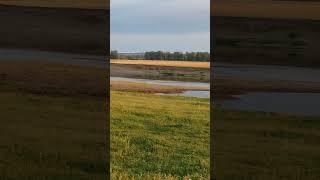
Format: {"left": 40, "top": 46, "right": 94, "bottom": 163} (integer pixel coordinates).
{"left": 214, "top": 108, "right": 320, "bottom": 179}
{"left": 110, "top": 89, "right": 320, "bottom": 179}
{"left": 110, "top": 91, "right": 210, "bottom": 179}
{"left": 0, "top": 91, "right": 107, "bottom": 179}
{"left": 0, "top": 61, "right": 107, "bottom": 179}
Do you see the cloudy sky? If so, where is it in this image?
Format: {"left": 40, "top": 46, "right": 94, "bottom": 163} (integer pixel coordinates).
{"left": 111, "top": 0, "right": 210, "bottom": 52}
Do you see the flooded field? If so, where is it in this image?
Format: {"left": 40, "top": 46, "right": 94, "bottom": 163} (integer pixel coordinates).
{"left": 214, "top": 62, "right": 320, "bottom": 116}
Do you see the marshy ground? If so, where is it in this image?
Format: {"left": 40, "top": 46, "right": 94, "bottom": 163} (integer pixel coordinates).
{"left": 111, "top": 80, "right": 208, "bottom": 94}
{"left": 110, "top": 60, "right": 211, "bottom": 178}
{"left": 2, "top": 58, "right": 320, "bottom": 179}
{"left": 111, "top": 61, "right": 210, "bottom": 83}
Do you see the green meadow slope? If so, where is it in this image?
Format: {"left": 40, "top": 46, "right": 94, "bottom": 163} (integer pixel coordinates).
{"left": 111, "top": 91, "right": 210, "bottom": 179}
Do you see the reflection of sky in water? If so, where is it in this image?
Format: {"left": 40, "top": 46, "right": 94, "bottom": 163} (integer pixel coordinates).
{"left": 221, "top": 92, "right": 320, "bottom": 116}
{"left": 111, "top": 77, "right": 210, "bottom": 89}
{"left": 214, "top": 62, "right": 320, "bottom": 83}
{"left": 157, "top": 91, "right": 209, "bottom": 99}
{"left": 111, "top": 0, "right": 210, "bottom": 52}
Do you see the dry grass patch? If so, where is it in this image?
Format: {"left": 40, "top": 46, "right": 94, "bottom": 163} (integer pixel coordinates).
{"left": 111, "top": 80, "right": 208, "bottom": 94}
{"left": 111, "top": 60, "right": 210, "bottom": 69}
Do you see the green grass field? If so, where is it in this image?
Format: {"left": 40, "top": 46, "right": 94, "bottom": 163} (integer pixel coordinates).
{"left": 2, "top": 61, "right": 320, "bottom": 179}
{"left": 0, "top": 62, "right": 107, "bottom": 179}
{"left": 110, "top": 89, "right": 320, "bottom": 179}
{"left": 0, "top": 91, "right": 107, "bottom": 179}
{"left": 214, "top": 108, "right": 320, "bottom": 179}
{"left": 110, "top": 91, "right": 210, "bottom": 179}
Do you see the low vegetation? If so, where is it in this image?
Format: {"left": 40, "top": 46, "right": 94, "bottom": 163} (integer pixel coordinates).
{"left": 0, "top": 89, "right": 107, "bottom": 179}
{"left": 111, "top": 63, "right": 209, "bottom": 84}
{"left": 2, "top": 59, "right": 320, "bottom": 179}
{"left": 111, "top": 91, "right": 210, "bottom": 179}
{"left": 213, "top": 108, "right": 320, "bottom": 179}
{"left": 110, "top": 88, "right": 320, "bottom": 179}
{"left": 111, "top": 80, "right": 208, "bottom": 94}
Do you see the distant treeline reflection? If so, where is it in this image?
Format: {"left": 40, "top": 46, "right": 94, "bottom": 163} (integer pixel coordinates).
{"left": 111, "top": 50, "right": 210, "bottom": 61}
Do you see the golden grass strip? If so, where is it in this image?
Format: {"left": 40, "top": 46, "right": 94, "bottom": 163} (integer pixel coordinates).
{"left": 111, "top": 60, "right": 210, "bottom": 69}
{"left": 111, "top": 80, "right": 209, "bottom": 93}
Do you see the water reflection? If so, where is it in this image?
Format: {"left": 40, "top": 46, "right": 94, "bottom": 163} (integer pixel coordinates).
{"left": 220, "top": 92, "right": 320, "bottom": 116}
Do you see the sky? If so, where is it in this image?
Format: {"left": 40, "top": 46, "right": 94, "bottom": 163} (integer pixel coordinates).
{"left": 111, "top": 0, "right": 210, "bottom": 53}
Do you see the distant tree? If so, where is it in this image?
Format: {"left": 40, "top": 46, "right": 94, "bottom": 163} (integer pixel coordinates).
{"left": 110, "top": 50, "right": 118, "bottom": 59}
{"left": 143, "top": 51, "right": 209, "bottom": 61}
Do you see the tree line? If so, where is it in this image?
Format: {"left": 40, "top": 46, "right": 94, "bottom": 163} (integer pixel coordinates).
{"left": 110, "top": 50, "right": 210, "bottom": 61}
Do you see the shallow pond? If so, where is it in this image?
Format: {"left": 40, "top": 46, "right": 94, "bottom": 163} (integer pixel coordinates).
{"left": 111, "top": 77, "right": 210, "bottom": 89}
{"left": 111, "top": 77, "right": 210, "bottom": 98}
